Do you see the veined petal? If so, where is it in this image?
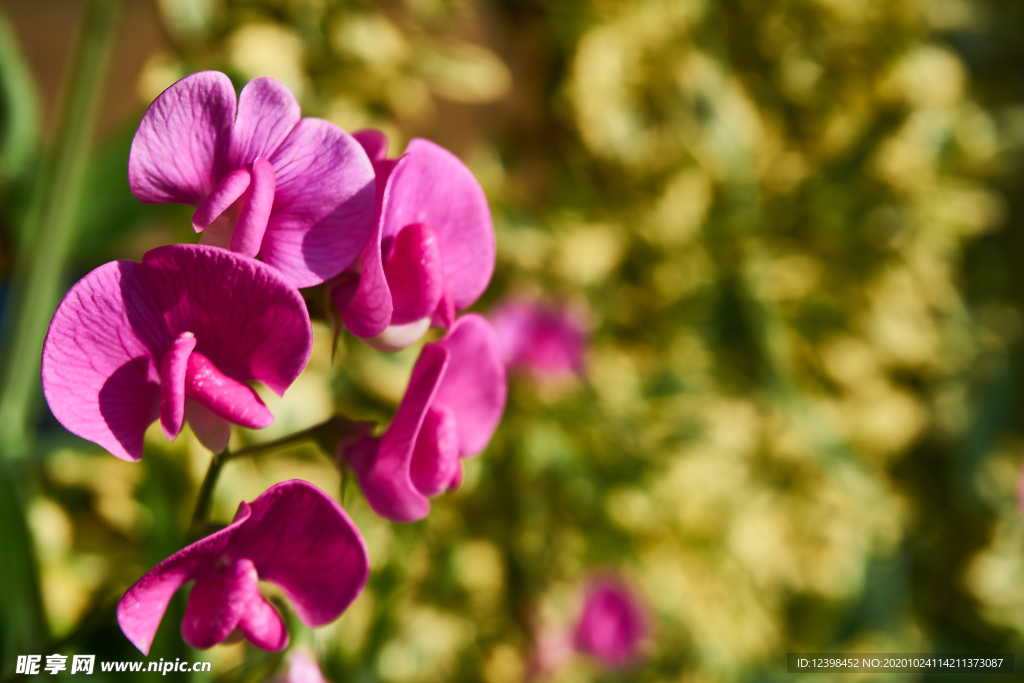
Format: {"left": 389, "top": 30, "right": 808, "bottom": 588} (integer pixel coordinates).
{"left": 129, "top": 71, "right": 236, "bottom": 205}
{"left": 227, "top": 77, "right": 301, "bottom": 172}
{"left": 159, "top": 332, "right": 196, "bottom": 441}
{"left": 263, "top": 118, "right": 376, "bottom": 287}
{"left": 226, "top": 480, "right": 370, "bottom": 626}
{"left": 348, "top": 345, "right": 449, "bottom": 523}
{"left": 117, "top": 502, "right": 253, "bottom": 655}
{"left": 231, "top": 158, "right": 276, "bottom": 258}
{"left": 185, "top": 352, "right": 273, "bottom": 429}
{"left": 139, "top": 245, "right": 312, "bottom": 396}
{"left": 432, "top": 315, "right": 506, "bottom": 456}
{"left": 385, "top": 223, "right": 445, "bottom": 325}
{"left": 41, "top": 261, "right": 170, "bottom": 461}
{"left": 381, "top": 139, "right": 494, "bottom": 310}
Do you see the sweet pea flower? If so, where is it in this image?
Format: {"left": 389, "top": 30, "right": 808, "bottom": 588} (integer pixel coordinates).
{"left": 573, "top": 577, "right": 648, "bottom": 668}
{"left": 271, "top": 650, "right": 331, "bottom": 683}
{"left": 329, "top": 130, "right": 494, "bottom": 351}
{"left": 491, "top": 299, "right": 586, "bottom": 377}
{"left": 343, "top": 315, "right": 505, "bottom": 522}
{"left": 41, "top": 244, "right": 312, "bottom": 460}
{"left": 117, "top": 480, "right": 369, "bottom": 654}
{"left": 129, "top": 71, "right": 375, "bottom": 287}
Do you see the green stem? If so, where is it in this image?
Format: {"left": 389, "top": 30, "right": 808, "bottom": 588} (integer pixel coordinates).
{"left": 0, "top": 0, "right": 121, "bottom": 459}
{"left": 189, "top": 449, "right": 227, "bottom": 535}
{"left": 188, "top": 416, "right": 372, "bottom": 535}
{"left": 0, "top": 7, "right": 41, "bottom": 181}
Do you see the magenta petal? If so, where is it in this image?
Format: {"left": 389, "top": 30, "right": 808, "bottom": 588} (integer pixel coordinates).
{"left": 227, "top": 77, "right": 301, "bottom": 172}
{"left": 185, "top": 352, "right": 273, "bottom": 429}
{"left": 332, "top": 236, "right": 391, "bottom": 338}
{"left": 140, "top": 245, "right": 312, "bottom": 396}
{"left": 227, "top": 480, "right": 370, "bottom": 626}
{"left": 409, "top": 405, "right": 462, "bottom": 497}
{"left": 262, "top": 118, "right": 376, "bottom": 287}
{"left": 129, "top": 71, "right": 236, "bottom": 205}
{"left": 492, "top": 301, "right": 586, "bottom": 375}
{"left": 159, "top": 332, "right": 196, "bottom": 441}
{"left": 185, "top": 400, "right": 231, "bottom": 453}
{"left": 182, "top": 558, "right": 260, "bottom": 649}
{"left": 385, "top": 223, "right": 446, "bottom": 325}
{"left": 381, "top": 139, "right": 494, "bottom": 310}
{"left": 41, "top": 261, "right": 169, "bottom": 461}
{"left": 192, "top": 167, "right": 251, "bottom": 232}
{"left": 350, "top": 345, "right": 450, "bottom": 522}
{"left": 353, "top": 129, "right": 388, "bottom": 163}
{"left": 238, "top": 593, "right": 289, "bottom": 651}
{"left": 231, "top": 157, "right": 276, "bottom": 257}
{"left": 574, "top": 578, "right": 648, "bottom": 668}
{"left": 432, "top": 315, "right": 506, "bottom": 456}
{"left": 117, "top": 502, "right": 253, "bottom": 654}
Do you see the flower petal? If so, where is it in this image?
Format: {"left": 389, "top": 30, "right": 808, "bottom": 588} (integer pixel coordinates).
{"left": 332, "top": 235, "right": 392, "bottom": 338}
{"left": 353, "top": 129, "right": 389, "bottom": 163}
{"left": 492, "top": 300, "right": 586, "bottom": 375}
{"left": 348, "top": 345, "right": 449, "bottom": 522}
{"left": 41, "top": 261, "right": 170, "bottom": 461}
{"left": 227, "top": 77, "right": 301, "bottom": 172}
{"left": 191, "top": 166, "right": 250, "bottom": 232}
{"left": 381, "top": 139, "right": 494, "bottom": 310}
{"left": 159, "top": 332, "right": 196, "bottom": 441}
{"left": 574, "top": 578, "right": 648, "bottom": 667}
{"left": 128, "top": 71, "right": 236, "bottom": 205}
{"left": 231, "top": 157, "right": 276, "bottom": 258}
{"left": 433, "top": 315, "right": 506, "bottom": 456}
{"left": 181, "top": 558, "right": 260, "bottom": 650}
{"left": 226, "top": 480, "right": 370, "bottom": 626}
{"left": 238, "top": 593, "right": 289, "bottom": 651}
{"left": 409, "top": 405, "right": 462, "bottom": 497}
{"left": 262, "top": 118, "right": 376, "bottom": 287}
{"left": 385, "top": 223, "right": 445, "bottom": 325}
{"left": 139, "top": 245, "right": 312, "bottom": 396}
{"left": 185, "top": 352, "right": 273, "bottom": 429}
{"left": 185, "top": 399, "right": 232, "bottom": 453}
{"left": 117, "top": 502, "right": 253, "bottom": 655}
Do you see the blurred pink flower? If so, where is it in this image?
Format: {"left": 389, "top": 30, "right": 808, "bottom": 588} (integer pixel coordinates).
{"left": 526, "top": 627, "right": 574, "bottom": 680}
{"left": 275, "top": 650, "right": 331, "bottom": 683}
{"left": 41, "top": 244, "right": 312, "bottom": 459}
{"left": 491, "top": 300, "right": 586, "bottom": 377}
{"left": 573, "top": 577, "right": 648, "bottom": 668}
{"left": 117, "top": 481, "right": 369, "bottom": 655}
{"left": 329, "top": 130, "right": 494, "bottom": 351}
{"left": 343, "top": 315, "right": 506, "bottom": 522}
{"left": 129, "top": 71, "right": 375, "bottom": 287}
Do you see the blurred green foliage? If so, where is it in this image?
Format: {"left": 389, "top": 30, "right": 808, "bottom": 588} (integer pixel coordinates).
{"left": 4, "top": 0, "right": 1024, "bottom": 681}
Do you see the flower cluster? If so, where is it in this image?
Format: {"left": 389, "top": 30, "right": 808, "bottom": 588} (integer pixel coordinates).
{"left": 41, "top": 72, "right": 506, "bottom": 653}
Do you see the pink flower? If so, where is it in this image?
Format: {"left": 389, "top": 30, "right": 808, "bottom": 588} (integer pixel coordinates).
{"left": 41, "top": 244, "right": 312, "bottom": 460}
{"left": 329, "top": 130, "right": 494, "bottom": 351}
{"left": 491, "top": 300, "right": 586, "bottom": 377}
{"left": 128, "top": 72, "right": 375, "bottom": 287}
{"left": 274, "top": 650, "right": 331, "bottom": 683}
{"left": 573, "top": 578, "right": 647, "bottom": 668}
{"left": 343, "top": 315, "right": 506, "bottom": 522}
{"left": 117, "top": 480, "right": 369, "bottom": 655}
